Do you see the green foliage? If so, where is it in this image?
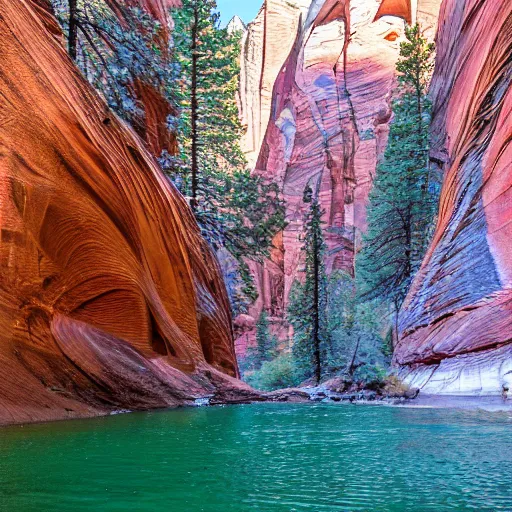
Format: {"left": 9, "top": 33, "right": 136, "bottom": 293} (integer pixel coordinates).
{"left": 396, "top": 24, "right": 435, "bottom": 96}
{"left": 352, "top": 364, "right": 388, "bottom": 386}
{"left": 287, "top": 267, "right": 390, "bottom": 386}
{"left": 245, "top": 353, "right": 300, "bottom": 391}
{"left": 168, "top": 0, "right": 286, "bottom": 314}
{"left": 356, "top": 23, "right": 438, "bottom": 310}
{"left": 170, "top": 0, "right": 246, "bottom": 178}
{"left": 382, "top": 329, "right": 394, "bottom": 358}
{"left": 52, "top": 0, "right": 171, "bottom": 126}
{"left": 288, "top": 187, "right": 329, "bottom": 383}
{"left": 327, "top": 272, "right": 389, "bottom": 376}
{"left": 244, "top": 311, "right": 279, "bottom": 371}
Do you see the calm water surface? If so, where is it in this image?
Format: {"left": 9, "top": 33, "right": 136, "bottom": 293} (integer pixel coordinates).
{"left": 0, "top": 403, "right": 511, "bottom": 511}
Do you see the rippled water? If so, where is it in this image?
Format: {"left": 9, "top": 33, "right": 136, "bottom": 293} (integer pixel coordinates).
{"left": 1, "top": 403, "right": 511, "bottom": 511}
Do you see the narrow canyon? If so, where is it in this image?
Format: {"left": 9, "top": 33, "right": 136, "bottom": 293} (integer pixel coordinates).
{"left": 237, "top": 0, "right": 512, "bottom": 396}
{"left": 235, "top": 0, "right": 439, "bottom": 350}
{"left": 0, "top": 0, "right": 511, "bottom": 426}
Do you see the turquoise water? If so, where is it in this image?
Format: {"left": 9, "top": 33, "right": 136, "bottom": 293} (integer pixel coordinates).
{"left": 0, "top": 403, "right": 511, "bottom": 511}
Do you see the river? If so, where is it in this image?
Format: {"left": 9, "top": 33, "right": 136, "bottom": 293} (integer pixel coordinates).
{"left": 1, "top": 403, "right": 511, "bottom": 511}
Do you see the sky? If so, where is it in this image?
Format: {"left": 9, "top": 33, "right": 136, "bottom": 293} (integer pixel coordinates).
{"left": 216, "top": 0, "right": 262, "bottom": 26}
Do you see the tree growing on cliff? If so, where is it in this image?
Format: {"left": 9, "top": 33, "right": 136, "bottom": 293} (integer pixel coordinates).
{"left": 53, "top": 0, "right": 285, "bottom": 315}
{"left": 52, "top": 0, "right": 171, "bottom": 130}
{"left": 288, "top": 186, "right": 329, "bottom": 384}
{"left": 356, "top": 24, "right": 437, "bottom": 319}
{"left": 168, "top": 0, "right": 286, "bottom": 314}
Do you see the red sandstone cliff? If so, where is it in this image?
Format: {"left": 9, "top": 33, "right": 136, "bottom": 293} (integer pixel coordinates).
{"left": 236, "top": 0, "right": 438, "bottom": 354}
{"left": 395, "top": 0, "right": 512, "bottom": 395}
{"left": 0, "top": 0, "right": 251, "bottom": 425}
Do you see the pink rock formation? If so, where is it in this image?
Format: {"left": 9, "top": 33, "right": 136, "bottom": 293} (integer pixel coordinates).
{"left": 237, "top": 0, "right": 419, "bottom": 354}
{"left": 0, "top": 0, "right": 256, "bottom": 426}
{"left": 395, "top": 0, "right": 512, "bottom": 395}
{"left": 239, "top": 0, "right": 311, "bottom": 169}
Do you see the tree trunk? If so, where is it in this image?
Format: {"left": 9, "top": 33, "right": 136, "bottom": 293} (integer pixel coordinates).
{"left": 393, "top": 299, "right": 400, "bottom": 347}
{"left": 404, "top": 209, "right": 412, "bottom": 280}
{"left": 348, "top": 334, "right": 361, "bottom": 377}
{"left": 68, "top": 0, "right": 78, "bottom": 61}
{"left": 190, "top": 2, "right": 199, "bottom": 212}
{"left": 313, "top": 226, "right": 321, "bottom": 385}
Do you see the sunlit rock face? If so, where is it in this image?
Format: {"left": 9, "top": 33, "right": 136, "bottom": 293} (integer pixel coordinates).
{"left": 239, "top": 0, "right": 311, "bottom": 170}
{"left": 227, "top": 15, "right": 247, "bottom": 35}
{"left": 0, "top": 0, "right": 251, "bottom": 425}
{"left": 237, "top": 0, "right": 422, "bottom": 353}
{"left": 396, "top": 0, "right": 512, "bottom": 395}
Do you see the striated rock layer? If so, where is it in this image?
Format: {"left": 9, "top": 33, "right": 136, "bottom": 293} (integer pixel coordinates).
{"left": 396, "top": 0, "right": 512, "bottom": 395}
{"left": 0, "top": 0, "right": 254, "bottom": 425}
{"left": 237, "top": 0, "right": 437, "bottom": 353}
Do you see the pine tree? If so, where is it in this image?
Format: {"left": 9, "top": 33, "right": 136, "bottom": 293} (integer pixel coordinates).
{"left": 246, "top": 311, "right": 278, "bottom": 370}
{"left": 169, "top": 0, "right": 285, "bottom": 314}
{"left": 357, "top": 24, "right": 437, "bottom": 320}
{"left": 288, "top": 186, "right": 329, "bottom": 384}
{"left": 169, "top": 0, "right": 245, "bottom": 205}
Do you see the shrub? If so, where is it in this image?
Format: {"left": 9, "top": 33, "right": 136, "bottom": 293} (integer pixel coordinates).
{"left": 246, "top": 353, "right": 300, "bottom": 391}
{"left": 353, "top": 364, "right": 387, "bottom": 386}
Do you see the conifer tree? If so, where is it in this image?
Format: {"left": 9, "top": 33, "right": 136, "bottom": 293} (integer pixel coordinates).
{"left": 288, "top": 186, "right": 329, "bottom": 384}
{"left": 357, "top": 24, "right": 437, "bottom": 318}
{"left": 52, "top": 0, "right": 171, "bottom": 128}
{"left": 170, "top": 0, "right": 245, "bottom": 210}
{"left": 169, "top": 0, "right": 285, "bottom": 314}
{"left": 246, "top": 311, "right": 278, "bottom": 370}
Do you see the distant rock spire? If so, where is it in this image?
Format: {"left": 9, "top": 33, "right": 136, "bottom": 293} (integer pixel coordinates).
{"left": 227, "top": 15, "right": 247, "bottom": 34}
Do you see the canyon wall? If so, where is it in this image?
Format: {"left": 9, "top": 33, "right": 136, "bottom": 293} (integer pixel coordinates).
{"left": 237, "top": 0, "right": 438, "bottom": 354}
{"left": 0, "top": 0, "right": 251, "bottom": 426}
{"left": 395, "top": 0, "right": 512, "bottom": 395}
{"left": 239, "top": 0, "right": 311, "bottom": 170}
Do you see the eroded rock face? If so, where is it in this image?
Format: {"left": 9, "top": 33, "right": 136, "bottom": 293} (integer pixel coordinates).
{"left": 239, "top": 0, "right": 311, "bottom": 170}
{"left": 396, "top": 0, "right": 512, "bottom": 395}
{"left": 237, "top": 0, "right": 414, "bottom": 353}
{"left": 0, "top": 0, "right": 249, "bottom": 425}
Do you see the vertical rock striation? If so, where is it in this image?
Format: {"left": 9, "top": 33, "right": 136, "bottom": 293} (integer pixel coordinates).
{"left": 237, "top": 0, "right": 419, "bottom": 352}
{"left": 0, "top": 0, "right": 251, "bottom": 426}
{"left": 239, "top": 0, "right": 311, "bottom": 170}
{"left": 395, "top": 0, "right": 512, "bottom": 395}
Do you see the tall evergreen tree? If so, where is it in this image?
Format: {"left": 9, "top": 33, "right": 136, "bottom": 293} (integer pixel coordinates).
{"left": 169, "top": 0, "right": 285, "bottom": 314}
{"left": 357, "top": 24, "right": 437, "bottom": 321}
{"left": 170, "top": 0, "right": 245, "bottom": 210}
{"left": 288, "top": 186, "right": 329, "bottom": 384}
